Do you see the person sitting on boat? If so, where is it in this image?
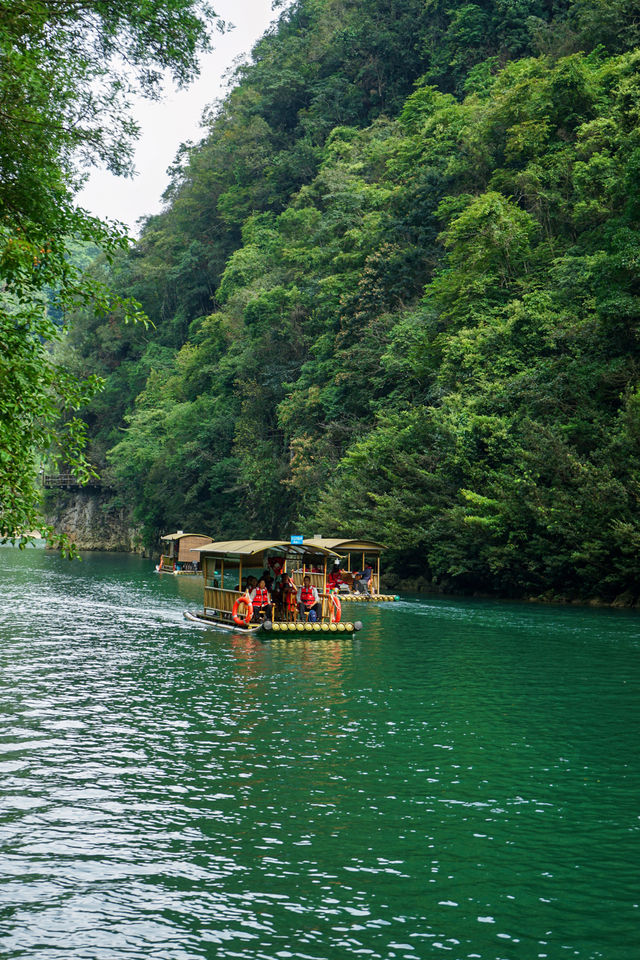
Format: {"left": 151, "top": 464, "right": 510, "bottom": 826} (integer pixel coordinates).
{"left": 328, "top": 566, "right": 350, "bottom": 593}
{"left": 250, "top": 578, "right": 272, "bottom": 621}
{"left": 353, "top": 564, "right": 373, "bottom": 593}
{"left": 297, "top": 575, "right": 321, "bottom": 622}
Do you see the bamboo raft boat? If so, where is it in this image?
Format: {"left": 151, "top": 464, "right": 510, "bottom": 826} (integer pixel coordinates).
{"left": 304, "top": 538, "right": 399, "bottom": 602}
{"left": 184, "top": 539, "right": 364, "bottom": 635}
{"left": 155, "top": 531, "right": 212, "bottom": 575}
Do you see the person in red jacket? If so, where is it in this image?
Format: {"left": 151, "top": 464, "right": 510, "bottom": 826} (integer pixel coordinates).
{"left": 297, "top": 575, "right": 321, "bottom": 622}
{"left": 328, "top": 566, "right": 349, "bottom": 593}
{"left": 250, "top": 578, "right": 272, "bottom": 621}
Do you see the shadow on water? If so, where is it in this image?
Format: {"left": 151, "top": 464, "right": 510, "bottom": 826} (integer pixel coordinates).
{"left": 0, "top": 550, "right": 639, "bottom": 959}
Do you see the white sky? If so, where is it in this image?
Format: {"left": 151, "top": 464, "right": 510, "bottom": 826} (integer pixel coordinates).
{"left": 77, "top": 0, "right": 287, "bottom": 235}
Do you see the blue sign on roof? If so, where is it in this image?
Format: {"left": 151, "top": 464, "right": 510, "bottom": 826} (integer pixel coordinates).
{"left": 290, "top": 535, "right": 304, "bottom": 545}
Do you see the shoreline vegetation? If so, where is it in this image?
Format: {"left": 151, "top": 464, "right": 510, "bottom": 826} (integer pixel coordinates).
{"left": 386, "top": 576, "right": 640, "bottom": 610}
{"left": 34, "top": 0, "right": 640, "bottom": 606}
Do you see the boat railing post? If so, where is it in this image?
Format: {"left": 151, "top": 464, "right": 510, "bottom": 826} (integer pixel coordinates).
{"left": 322, "top": 559, "right": 328, "bottom": 621}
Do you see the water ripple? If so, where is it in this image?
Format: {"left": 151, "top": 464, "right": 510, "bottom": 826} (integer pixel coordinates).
{"left": 0, "top": 550, "right": 639, "bottom": 959}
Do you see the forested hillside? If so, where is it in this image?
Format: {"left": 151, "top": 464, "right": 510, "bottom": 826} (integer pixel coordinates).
{"left": 64, "top": 0, "right": 640, "bottom": 600}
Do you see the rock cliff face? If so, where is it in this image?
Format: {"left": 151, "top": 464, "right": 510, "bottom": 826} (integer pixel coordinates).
{"left": 43, "top": 490, "right": 143, "bottom": 552}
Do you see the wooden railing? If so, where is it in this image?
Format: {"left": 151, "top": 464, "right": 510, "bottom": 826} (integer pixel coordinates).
{"left": 290, "top": 570, "right": 325, "bottom": 589}
{"left": 43, "top": 473, "right": 81, "bottom": 488}
{"left": 291, "top": 569, "right": 379, "bottom": 594}
{"left": 204, "top": 586, "right": 243, "bottom": 615}
{"left": 202, "top": 583, "right": 361, "bottom": 624}
{"left": 42, "top": 473, "right": 102, "bottom": 490}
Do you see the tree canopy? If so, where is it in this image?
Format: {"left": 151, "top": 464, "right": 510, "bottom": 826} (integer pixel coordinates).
{"left": 0, "top": 0, "right": 220, "bottom": 544}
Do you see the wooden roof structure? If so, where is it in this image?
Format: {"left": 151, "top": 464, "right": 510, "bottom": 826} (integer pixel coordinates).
{"left": 161, "top": 531, "right": 211, "bottom": 542}
{"left": 194, "top": 539, "right": 341, "bottom": 559}
{"left": 160, "top": 531, "right": 213, "bottom": 563}
{"left": 303, "top": 538, "right": 386, "bottom": 554}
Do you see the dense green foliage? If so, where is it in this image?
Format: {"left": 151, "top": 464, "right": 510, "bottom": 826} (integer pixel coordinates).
{"left": 69, "top": 0, "right": 640, "bottom": 600}
{"left": 0, "top": 0, "right": 219, "bottom": 543}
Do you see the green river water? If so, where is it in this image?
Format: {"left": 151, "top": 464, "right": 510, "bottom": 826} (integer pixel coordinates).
{"left": 0, "top": 549, "right": 638, "bottom": 960}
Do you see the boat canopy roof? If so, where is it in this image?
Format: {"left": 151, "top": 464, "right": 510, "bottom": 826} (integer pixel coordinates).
{"left": 303, "top": 538, "right": 386, "bottom": 554}
{"left": 161, "top": 531, "right": 211, "bottom": 542}
{"left": 193, "top": 539, "right": 341, "bottom": 559}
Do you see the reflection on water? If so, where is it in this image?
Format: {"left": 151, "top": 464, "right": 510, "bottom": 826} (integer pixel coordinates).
{"left": 0, "top": 549, "right": 639, "bottom": 959}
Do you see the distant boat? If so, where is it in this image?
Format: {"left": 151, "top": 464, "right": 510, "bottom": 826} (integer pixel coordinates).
{"left": 155, "top": 531, "right": 212, "bottom": 575}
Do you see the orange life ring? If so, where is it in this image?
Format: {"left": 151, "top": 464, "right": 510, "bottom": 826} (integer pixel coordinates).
{"left": 329, "top": 592, "right": 341, "bottom": 624}
{"left": 232, "top": 595, "right": 253, "bottom": 627}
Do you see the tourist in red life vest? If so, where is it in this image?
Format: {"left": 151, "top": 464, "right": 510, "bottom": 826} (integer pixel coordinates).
{"left": 249, "top": 578, "right": 272, "bottom": 621}
{"left": 328, "top": 566, "right": 349, "bottom": 593}
{"left": 297, "top": 575, "right": 321, "bottom": 622}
